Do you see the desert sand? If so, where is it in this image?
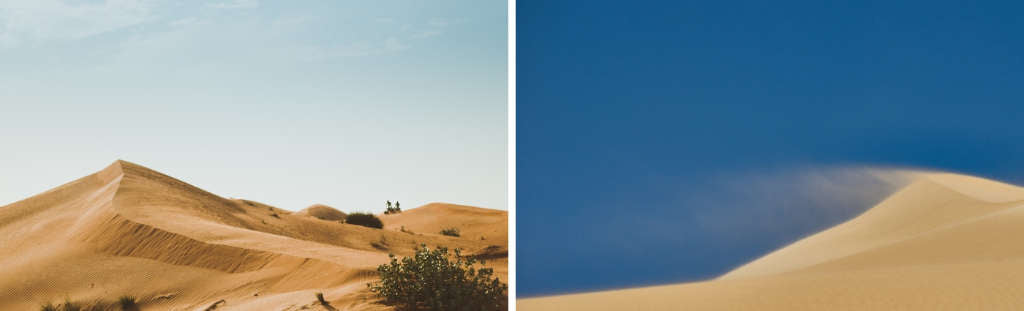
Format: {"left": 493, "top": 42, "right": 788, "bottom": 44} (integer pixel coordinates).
{"left": 295, "top": 204, "right": 348, "bottom": 222}
{"left": 519, "top": 172, "right": 1024, "bottom": 310}
{"left": 0, "top": 160, "right": 507, "bottom": 310}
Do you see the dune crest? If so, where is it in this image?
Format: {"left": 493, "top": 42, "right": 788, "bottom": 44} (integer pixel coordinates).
{"left": 0, "top": 160, "right": 507, "bottom": 310}
{"left": 295, "top": 204, "right": 347, "bottom": 221}
{"left": 520, "top": 171, "right": 1024, "bottom": 310}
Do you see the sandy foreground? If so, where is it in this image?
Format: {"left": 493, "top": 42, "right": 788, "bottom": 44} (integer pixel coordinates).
{"left": 0, "top": 160, "right": 507, "bottom": 310}
{"left": 519, "top": 173, "right": 1024, "bottom": 310}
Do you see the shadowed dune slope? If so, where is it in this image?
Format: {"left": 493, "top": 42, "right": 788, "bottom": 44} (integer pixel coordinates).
{"left": 0, "top": 160, "right": 506, "bottom": 311}
{"left": 519, "top": 172, "right": 1024, "bottom": 310}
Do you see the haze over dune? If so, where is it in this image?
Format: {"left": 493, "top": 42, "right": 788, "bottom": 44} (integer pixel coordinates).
{"left": 0, "top": 160, "right": 507, "bottom": 310}
{"left": 519, "top": 171, "right": 1024, "bottom": 310}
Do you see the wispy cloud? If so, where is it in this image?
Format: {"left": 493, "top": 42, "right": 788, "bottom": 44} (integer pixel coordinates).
{"left": 0, "top": 0, "right": 155, "bottom": 48}
{"left": 289, "top": 38, "right": 412, "bottom": 61}
{"left": 427, "top": 18, "right": 450, "bottom": 27}
{"left": 207, "top": 0, "right": 258, "bottom": 9}
{"left": 383, "top": 37, "right": 408, "bottom": 52}
{"left": 413, "top": 29, "right": 443, "bottom": 38}
{"left": 168, "top": 17, "right": 202, "bottom": 28}
{"left": 1, "top": 1, "right": 466, "bottom": 64}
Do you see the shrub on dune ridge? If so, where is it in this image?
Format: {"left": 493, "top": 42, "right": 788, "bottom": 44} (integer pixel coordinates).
{"left": 368, "top": 245, "right": 507, "bottom": 311}
{"left": 345, "top": 212, "right": 383, "bottom": 229}
{"left": 384, "top": 200, "right": 402, "bottom": 214}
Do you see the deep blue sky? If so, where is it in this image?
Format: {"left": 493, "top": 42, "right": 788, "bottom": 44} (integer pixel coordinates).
{"left": 518, "top": 0, "right": 1024, "bottom": 296}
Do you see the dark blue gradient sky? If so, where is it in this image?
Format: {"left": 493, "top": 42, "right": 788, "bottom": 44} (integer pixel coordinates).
{"left": 517, "top": 0, "right": 1024, "bottom": 296}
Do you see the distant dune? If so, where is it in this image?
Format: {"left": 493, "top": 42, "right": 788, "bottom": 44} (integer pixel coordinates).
{"left": 0, "top": 160, "right": 507, "bottom": 310}
{"left": 382, "top": 202, "right": 508, "bottom": 242}
{"left": 295, "top": 204, "right": 347, "bottom": 221}
{"left": 519, "top": 172, "right": 1024, "bottom": 310}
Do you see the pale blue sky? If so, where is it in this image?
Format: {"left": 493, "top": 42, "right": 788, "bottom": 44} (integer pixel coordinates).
{"left": 0, "top": 0, "right": 507, "bottom": 212}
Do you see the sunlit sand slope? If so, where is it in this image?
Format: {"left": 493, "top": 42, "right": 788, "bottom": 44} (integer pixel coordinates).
{"left": 0, "top": 160, "right": 506, "bottom": 310}
{"left": 519, "top": 172, "right": 1024, "bottom": 310}
{"left": 381, "top": 202, "right": 509, "bottom": 276}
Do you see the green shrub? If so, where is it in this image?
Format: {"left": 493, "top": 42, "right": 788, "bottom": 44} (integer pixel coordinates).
{"left": 440, "top": 227, "right": 460, "bottom": 237}
{"left": 40, "top": 302, "right": 57, "bottom": 311}
{"left": 368, "top": 245, "right": 507, "bottom": 311}
{"left": 346, "top": 213, "right": 383, "bottom": 229}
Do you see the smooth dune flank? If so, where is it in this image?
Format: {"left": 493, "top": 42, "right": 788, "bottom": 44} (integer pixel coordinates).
{"left": 0, "top": 160, "right": 507, "bottom": 310}
{"left": 519, "top": 172, "right": 1024, "bottom": 310}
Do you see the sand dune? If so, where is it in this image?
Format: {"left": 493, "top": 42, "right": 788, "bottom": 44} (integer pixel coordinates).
{"left": 519, "top": 172, "right": 1024, "bottom": 310}
{"left": 382, "top": 202, "right": 508, "bottom": 244}
{"left": 295, "top": 204, "right": 347, "bottom": 222}
{"left": 0, "top": 160, "right": 507, "bottom": 310}
{"left": 381, "top": 202, "right": 509, "bottom": 276}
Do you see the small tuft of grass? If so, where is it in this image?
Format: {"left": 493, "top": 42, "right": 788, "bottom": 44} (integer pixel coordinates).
{"left": 118, "top": 295, "right": 137, "bottom": 310}
{"left": 83, "top": 299, "right": 116, "bottom": 311}
{"left": 40, "top": 302, "right": 57, "bottom": 311}
{"left": 62, "top": 298, "right": 81, "bottom": 311}
{"left": 440, "top": 227, "right": 460, "bottom": 237}
{"left": 371, "top": 236, "right": 389, "bottom": 250}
